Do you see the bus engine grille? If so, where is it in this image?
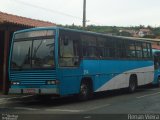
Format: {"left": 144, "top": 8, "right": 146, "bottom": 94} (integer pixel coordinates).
{"left": 10, "top": 70, "right": 56, "bottom": 85}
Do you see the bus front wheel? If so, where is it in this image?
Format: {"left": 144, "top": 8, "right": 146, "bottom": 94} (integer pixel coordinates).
{"left": 79, "top": 80, "right": 93, "bottom": 101}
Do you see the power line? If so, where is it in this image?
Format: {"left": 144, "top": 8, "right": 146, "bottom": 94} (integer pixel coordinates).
{"left": 13, "top": 0, "right": 102, "bottom": 25}
{"left": 14, "top": 0, "right": 82, "bottom": 20}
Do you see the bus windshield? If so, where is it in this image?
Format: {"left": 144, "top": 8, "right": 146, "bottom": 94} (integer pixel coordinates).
{"left": 11, "top": 30, "right": 55, "bottom": 70}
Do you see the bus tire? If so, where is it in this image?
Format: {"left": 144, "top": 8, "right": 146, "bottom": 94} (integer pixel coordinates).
{"left": 79, "top": 80, "right": 93, "bottom": 101}
{"left": 128, "top": 76, "right": 137, "bottom": 93}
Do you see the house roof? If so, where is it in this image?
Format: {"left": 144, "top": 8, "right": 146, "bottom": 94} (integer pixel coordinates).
{"left": 139, "top": 29, "right": 151, "bottom": 32}
{"left": 0, "top": 11, "right": 55, "bottom": 27}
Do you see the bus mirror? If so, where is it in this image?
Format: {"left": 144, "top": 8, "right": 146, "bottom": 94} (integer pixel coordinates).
{"left": 64, "top": 37, "right": 69, "bottom": 46}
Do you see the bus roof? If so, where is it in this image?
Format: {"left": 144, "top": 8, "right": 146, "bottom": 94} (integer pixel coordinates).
{"left": 14, "top": 26, "right": 160, "bottom": 43}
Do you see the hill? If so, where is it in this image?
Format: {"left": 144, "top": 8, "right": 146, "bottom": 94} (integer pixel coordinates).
{"left": 59, "top": 25, "right": 160, "bottom": 39}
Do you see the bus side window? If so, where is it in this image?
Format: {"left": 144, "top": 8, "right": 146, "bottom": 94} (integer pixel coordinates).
{"left": 60, "top": 36, "right": 74, "bottom": 57}
{"left": 60, "top": 36, "right": 74, "bottom": 67}
{"left": 81, "top": 34, "right": 97, "bottom": 58}
{"left": 142, "top": 43, "right": 148, "bottom": 58}
{"left": 147, "top": 43, "right": 152, "bottom": 58}
{"left": 136, "top": 42, "right": 143, "bottom": 59}
{"left": 126, "top": 41, "right": 136, "bottom": 58}
{"left": 97, "top": 37, "right": 106, "bottom": 58}
{"left": 59, "top": 34, "right": 80, "bottom": 67}
{"left": 108, "top": 38, "right": 116, "bottom": 58}
{"left": 116, "top": 39, "right": 126, "bottom": 58}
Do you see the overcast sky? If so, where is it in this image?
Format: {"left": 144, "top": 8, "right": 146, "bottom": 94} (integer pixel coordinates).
{"left": 0, "top": 0, "right": 160, "bottom": 27}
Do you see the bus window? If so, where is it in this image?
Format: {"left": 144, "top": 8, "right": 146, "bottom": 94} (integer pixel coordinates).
{"left": 147, "top": 43, "right": 152, "bottom": 58}
{"left": 97, "top": 37, "right": 106, "bottom": 58}
{"left": 59, "top": 33, "right": 80, "bottom": 67}
{"left": 116, "top": 39, "right": 126, "bottom": 58}
{"left": 81, "top": 34, "right": 97, "bottom": 58}
{"left": 136, "top": 42, "right": 143, "bottom": 59}
{"left": 107, "top": 37, "right": 116, "bottom": 58}
{"left": 32, "top": 39, "right": 54, "bottom": 68}
{"left": 142, "top": 43, "right": 148, "bottom": 58}
{"left": 59, "top": 36, "right": 74, "bottom": 67}
{"left": 126, "top": 41, "right": 136, "bottom": 58}
{"left": 11, "top": 41, "right": 32, "bottom": 69}
{"left": 11, "top": 30, "right": 55, "bottom": 70}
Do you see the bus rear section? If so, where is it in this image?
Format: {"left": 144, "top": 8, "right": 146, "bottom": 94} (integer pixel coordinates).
{"left": 9, "top": 28, "right": 59, "bottom": 95}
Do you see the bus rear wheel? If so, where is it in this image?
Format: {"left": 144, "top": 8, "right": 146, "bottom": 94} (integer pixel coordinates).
{"left": 79, "top": 81, "right": 93, "bottom": 101}
{"left": 128, "top": 78, "right": 137, "bottom": 93}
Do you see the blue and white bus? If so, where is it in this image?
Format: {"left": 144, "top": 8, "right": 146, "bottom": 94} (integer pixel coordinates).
{"left": 9, "top": 27, "right": 154, "bottom": 100}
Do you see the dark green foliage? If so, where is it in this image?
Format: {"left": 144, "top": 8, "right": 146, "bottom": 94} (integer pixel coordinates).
{"left": 58, "top": 24, "right": 160, "bottom": 38}
{"left": 117, "top": 31, "right": 132, "bottom": 37}
{"left": 143, "top": 35, "right": 156, "bottom": 39}
{"left": 153, "top": 28, "right": 160, "bottom": 36}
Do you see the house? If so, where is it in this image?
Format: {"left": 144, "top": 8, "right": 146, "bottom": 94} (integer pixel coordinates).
{"left": 0, "top": 11, "right": 55, "bottom": 94}
{"left": 119, "top": 29, "right": 137, "bottom": 37}
{"left": 138, "top": 29, "right": 152, "bottom": 37}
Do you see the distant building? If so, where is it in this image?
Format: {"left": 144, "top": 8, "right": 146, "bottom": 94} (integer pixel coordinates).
{"left": 119, "top": 29, "right": 153, "bottom": 38}
{"left": 136, "top": 38, "right": 160, "bottom": 50}
{"left": 119, "top": 29, "right": 137, "bottom": 37}
{"left": 0, "top": 11, "right": 56, "bottom": 94}
{"left": 138, "top": 29, "right": 153, "bottom": 37}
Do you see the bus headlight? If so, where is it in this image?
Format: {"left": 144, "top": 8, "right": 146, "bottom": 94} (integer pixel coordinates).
{"left": 46, "top": 80, "right": 59, "bottom": 85}
{"left": 11, "top": 81, "right": 20, "bottom": 85}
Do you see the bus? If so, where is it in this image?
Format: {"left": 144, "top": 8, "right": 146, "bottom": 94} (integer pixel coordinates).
{"left": 9, "top": 27, "right": 154, "bottom": 100}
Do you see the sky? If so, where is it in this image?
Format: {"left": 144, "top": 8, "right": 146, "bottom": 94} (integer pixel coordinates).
{"left": 0, "top": 0, "right": 160, "bottom": 27}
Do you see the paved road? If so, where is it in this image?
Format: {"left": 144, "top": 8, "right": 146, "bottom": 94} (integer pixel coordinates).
{"left": 0, "top": 86, "right": 160, "bottom": 119}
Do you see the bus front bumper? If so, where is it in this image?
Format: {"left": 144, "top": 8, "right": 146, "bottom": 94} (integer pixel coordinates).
{"left": 9, "top": 88, "right": 59, "bottom": 95}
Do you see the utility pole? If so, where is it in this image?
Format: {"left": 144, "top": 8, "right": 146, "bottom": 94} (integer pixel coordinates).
{"left": 83, "top": 0, "right": 86, "bottom": 28}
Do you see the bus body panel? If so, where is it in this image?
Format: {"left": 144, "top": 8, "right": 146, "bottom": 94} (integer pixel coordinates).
{"left": 56, "top": 60, "right": 154, "bottom": 95}
{"left": 56, "top": 67, "right": 83, "bottom": 95}
{"left": 82, "top": 60, "right": 154, "bottom": 92}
